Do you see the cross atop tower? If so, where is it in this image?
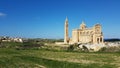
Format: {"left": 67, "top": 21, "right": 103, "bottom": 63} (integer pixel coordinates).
{"left": 64, "top": 17, "right": 69, "bottom": 44}
{"left": 65, "top": 16, "right": 68, "bottom": 22}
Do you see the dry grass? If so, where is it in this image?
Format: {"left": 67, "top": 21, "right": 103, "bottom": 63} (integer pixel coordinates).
{"left": 0, "top": 47, "right": 120, "bottom": 68}
{"left": 21, "top": 49, "right": 120, "bottom": 67}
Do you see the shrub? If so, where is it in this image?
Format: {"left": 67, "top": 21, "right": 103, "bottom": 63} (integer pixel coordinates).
{"left": 0, "top": 42, "right": 22, "bottom": 48}
{"left": 67, "top": 43, "right": 80, "bottom": 52}
{"left": 98, "top": 46, "right": 120, "bottom": 52}
{"left": 16, "top": 41, "right": 45, "bottom": 50}
{"left": 98, "top": 47, "right": 107, "bottom": 52}
{"left": 67, "top": 45, "right": 74, "bottom": 51}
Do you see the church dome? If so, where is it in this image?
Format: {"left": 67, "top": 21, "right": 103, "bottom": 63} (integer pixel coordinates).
{"left": 95, "top": 23, "right": 101, "bottom": 26}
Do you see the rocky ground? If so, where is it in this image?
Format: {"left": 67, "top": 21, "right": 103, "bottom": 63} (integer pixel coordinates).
{"left": 78, "top": 41, "right": 120, "bottom": 52}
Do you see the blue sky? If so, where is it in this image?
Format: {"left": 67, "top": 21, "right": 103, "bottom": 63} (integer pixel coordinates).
{"left": 0, "top": 0, "right": 120, "bottom": 38}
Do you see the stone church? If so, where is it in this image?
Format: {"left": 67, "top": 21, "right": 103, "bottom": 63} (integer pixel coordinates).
{"left": 64, "top": 17, "right": 104, "bottom": 44}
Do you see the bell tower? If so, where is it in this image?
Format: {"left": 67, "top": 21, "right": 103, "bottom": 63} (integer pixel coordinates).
{"left": 64, "top": 17, "right": 69, "bottom": 44}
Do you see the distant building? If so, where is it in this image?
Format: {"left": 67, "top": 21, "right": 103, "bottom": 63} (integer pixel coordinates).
{"left": 64, "top": 17, "right": 104, "bottom": 44}
{"left": 13, "top": 38, "right": 23, "bottom": 43}
{"left": 0, "top": 36, "right": 23, "bottom": 43}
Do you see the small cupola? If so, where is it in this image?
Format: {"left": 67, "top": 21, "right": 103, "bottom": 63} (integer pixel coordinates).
{"left": 80, "top": 21, "right": 86, "bottom": 29}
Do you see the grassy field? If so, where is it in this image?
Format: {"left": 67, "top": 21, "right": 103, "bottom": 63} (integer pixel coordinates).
{"left": 0, "top": 47, "right": 120, "bottom": 68}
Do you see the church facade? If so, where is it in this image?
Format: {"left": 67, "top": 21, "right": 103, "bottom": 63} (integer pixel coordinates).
{"left": 64, "top": 17, "right": 104, "bottom": 44}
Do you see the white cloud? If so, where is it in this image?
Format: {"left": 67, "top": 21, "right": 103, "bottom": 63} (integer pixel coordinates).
{"left": 0, "top": 12, "right": 6, "bottom": 16}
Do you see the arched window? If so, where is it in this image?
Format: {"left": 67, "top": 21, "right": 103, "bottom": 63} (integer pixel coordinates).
{"left": 87, "top": 31, "right": 89, "bottom": 35}
{"left": 80, "top": 32, "right": 82, "bottom": 35}
{"left": 97, "top": 38, "right": 99, "bottom": 43}
{"left": 100, "top": 37, "right": 102, "bottom": 42}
